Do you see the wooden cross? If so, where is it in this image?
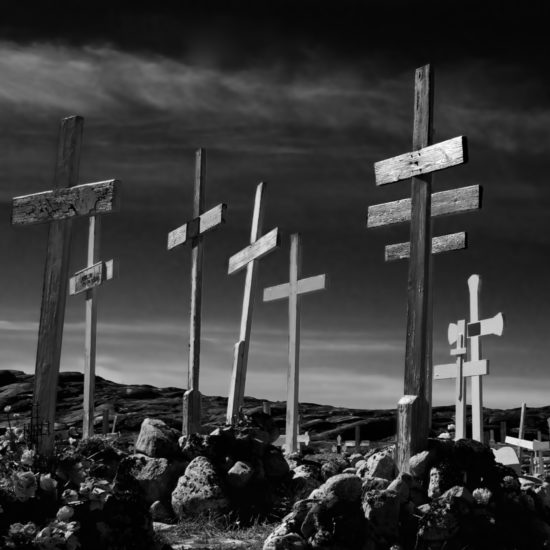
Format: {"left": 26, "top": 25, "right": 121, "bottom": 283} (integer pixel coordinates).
{"left": 11, "top": 116, "right": 120, "bottom": 456}
{"left": 466, "top": 274, "right": 504, "bottom": 441}
{"left": 263, "top": 233, "right": 327, "bottom": 453}
{"left": 167, "top": 149, "right": 226, "bottom": 436}
{"left": 69, "top": 215, "right": 115, "bottom": 439}
{"left": 225, "top": 182, "right": 280, "bottom": 424}
{"left": 367, "top": 65, "right": 475, "bottom": 472}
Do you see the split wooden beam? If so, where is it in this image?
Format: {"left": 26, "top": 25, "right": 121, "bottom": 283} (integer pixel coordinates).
{"left": 367, "top": 65, "right": 472, "bottom": 473}
{"left": 11, "top": 116, "right": 120, "bottom": 456}
{"left": 69, "top": 216, "right": 116, "bottom": 439}
{"left": 263, "top": 234, "right": 327, "bottom": 453}
{"left": 166, "top": 149, "right": 227, "bottom": 436}
{"left": 226, "top": 183, "right": 280, "bottom": 424}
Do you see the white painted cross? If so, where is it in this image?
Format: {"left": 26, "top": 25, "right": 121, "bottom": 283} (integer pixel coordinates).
{"left": 69, "top": 215, "right": 115, "bottom": 439}
{"left": 167, "top": 149, "right": 226, "bottom": 436}
{"left": 466, "top": 274, "right": 504, "bottom": 442}
{"left": 11, "top": 116, "right": 120, "bottom": 456}
{"left": 274, "top": 431, "right": 311, "bottom": 451}
{"left": 263, "top": 233, "right": 327, "bottom": 453}
{"left": 226, "top": 183, "right": 280, "bottom": 424}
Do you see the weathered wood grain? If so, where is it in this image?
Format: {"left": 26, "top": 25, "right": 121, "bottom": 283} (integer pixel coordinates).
{"left": 12, "top": 179, "right": 120, "bottom": 226}
{"left": 385, "top": 232, "right": 466, "bottom": 262}
{"left": 69, "top": 259, "right": 114, "bottom": 295}
{"left": 263, "top": 274, "right": 327, "bottom": 302}
{"left": 227, "top": 227, "right": 280, "bottom": 275}
{"left": 434, "top": 360, "right": 488, "bottom": 380}
{"left": 367, "top": 185, "right": 481, "bottom": 228}
{"left": 31, "top": 116, "right": 83, "bottom": 456}
{"left": 396, "top": 395, "right": 420, "bottom": 473}
{"left": 166, "top": 202, "right": 226, "bottom": 250}
{"left": 374, "top": 136, "right": 467, "bottom": 186}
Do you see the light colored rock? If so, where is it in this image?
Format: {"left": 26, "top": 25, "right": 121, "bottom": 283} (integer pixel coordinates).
{"left": 387, "top": 473, "right": 413, "bottom": 503}
{"left": 343, "top": 467, "right": 356, "bottom": 474}
{"left": 321, "top": 473, "right": 362, "bottom": 504}
{"left": 355, "top": 459, "right": 368, "bottom": 474}
{"left": 227, "top": 461, "right": 253, "bottom": 489}
{"left": 135, "top": 418, "right": 180, "bottom": 459}
{"left": 409, "top": 449, "right": 436, "bottom": 479}
{"left": 365, "top": 450, "right": 396, "bottom": 481}
{"left": 428, "top": 467, "right": 442, "bottom": 499}
{"left": 171, "top": 456, "right": 229, "bottom": 519}
{"left": 349, "top": 453, "right": 363, "bottom": 467}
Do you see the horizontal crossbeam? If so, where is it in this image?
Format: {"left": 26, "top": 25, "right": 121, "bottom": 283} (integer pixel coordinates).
{"left": 274, "top": 432, "right": 310, "bottom": 447}
{"left": 228, "top": 227, "right": 280, "bottom": 275}
{"left": 505, "top": 436, "right": 550, "bottom": 452}
{"left": 367, "top": 185, "right": 481, "bottom": 228}
{"left": 69, "top": 259, "right": 115, "bottom": 296}
{"left": 12, "top": 180, "right": 120, "bottom": 226}
{"left": 385, "top": 232, "right": 466, "bottom": 262}
{"left": 167, "top": 203, "right": 226, "bottom": 250}
{"left": 467, "top": 312, "right": 504, "bottom": 338}
{"left": 263, "top": 274, "right": 327, "bottom": 302}
{"left": 434, "top": 360, "right": 488, "bottom": 380}
{"left": 374, "top": 136, "right": 467, "bottom": 186}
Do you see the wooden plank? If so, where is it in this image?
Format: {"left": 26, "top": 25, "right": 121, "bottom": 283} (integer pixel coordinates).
{"left": 12, "top": 179, "right": 120, "bottom": 226}
{"left": 227, "top": 227, "right": 280, "bottom": 275}
{"left": 468, "top": 312, "right": 504, "bottom": 338}
{"left": 434, "top": 360, "right": 488, "bottom": 380}
{"left": 396, "top": 395, "right": 420, "bottom": 473}
{"left": 505, "top": 436, "right": 550, "bottom": 452}
{"left": 31, "top": 116, "right": 83, "bottom": 456}
{"left": 367, "top": 185, "right": 481, "bottom": 228}
{"left": 274, "top": 432, "right": 310, "bottom": 448}
{"left": 264, "top": 273, "right": 327, "bottom": 302}
{"left": 385, "top": 232, "right": 466, "bottom": 262}
{"left": 286, "top": 234, "right": 302, "bottom": 454}
{"left": 167, "top": 203, "right": 226, "bottom": 250}
{"left": 468, "top": 274, "right": 483, "bottom": 442}
{"left": 69, "top": 259, "right": 114, "bottom": 295}
{"left": 374, "top": 135, "right": 467, "bottom": 186}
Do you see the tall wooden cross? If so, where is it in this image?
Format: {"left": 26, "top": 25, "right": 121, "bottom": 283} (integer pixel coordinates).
{"left": 367, "top": 65, "right": 477, "bottom": 472}
{"left": 11, "top": 116, "right": 120, "bottom": 456}
{"left": 69, "top": 216, "right": 115, "bottom": 439}
{"left": 167, "top": 149, "right": 227, "bottom": 435}
{"left": 226, "top": 182, "right": 280, "bottom": 424}
{"left": 263, "top": 233, "right": 327, "bottom": 453}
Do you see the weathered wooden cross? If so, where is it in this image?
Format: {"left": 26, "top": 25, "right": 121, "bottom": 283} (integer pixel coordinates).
{"left": 11, "top": 116, "right": 120, "bottom": 456}
{"left": 167, "top": 149, "right": 226, "bottom": 435}
{"left": 69, "top": 215, "right": 115, "bottom": 439}
{"left": 367, "top": 65, "right": 477, "bottom": 472}
{"left": 226, "top": 183, "right": 280, "bottom": 424}
{"left": 263, "top": 233, "right": 327, "bottom": 453}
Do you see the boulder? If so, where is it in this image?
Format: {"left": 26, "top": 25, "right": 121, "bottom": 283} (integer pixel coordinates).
{"left": 362, "top": 476, "right": 390, "bottom": 492}
{"left": 320, "top": 460, "right": 340, "bottom": 481}
{"left": 349, "top": 453, "right": 364, "bottom": 467}
{"left": 362, "top": 489, "right": 400, "bottom": 543}
{"left": 321, "top": 473, "right": 362, "bottom": 504}
{"left": 171, "top": 456, "right": 229, "bottom": 518}
{"left": 227, "top": 461, "right": 254, "bottom": 489}
{"left": 291, "top": 465, "right": 322, "bottom": 501}
{"left": 409, "top": 448, "right": 437, "bottom": 479}
{"left": 135, "top": 418, "right": 180, "bottom": 459}
{"left": 365, "top": 449, "right": 396, "bottom": 481}
{"left": 387, "top": 473, "right": 413, "bottom": 503}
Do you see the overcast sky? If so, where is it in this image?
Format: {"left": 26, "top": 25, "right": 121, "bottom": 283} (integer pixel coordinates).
{"left": 1, "top": 3, "right": 549, "bottom": 410}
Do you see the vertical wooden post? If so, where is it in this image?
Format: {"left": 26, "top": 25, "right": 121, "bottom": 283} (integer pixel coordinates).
{"left": 102, "top": 408, "right": 109, "bottom": 435}
{"left": 518, "top": 402, "right": 526, "bottom": 462}
{"left": 489, "top": 429, "right": 495, "bottom": 446}
{"left": 183, "top": 149, "right": 206, "bottom": 436}
{"left": 82, "top": 216, "right": 100, "bottom": 439}
{"left": 397, "top": 395, "right": 419, "bottom": 474}
{"left": 355, "top": 425, "right": 361, "bottom": 453}
{"left": 286, "top": 234, "right": 302, "bottom": 454}
{"left": 399, "top": 65, "right": 434, "bottom": 469}
{"left": 262, "top": 401, "right": 271, "bottom": 415}
{"left": 33, "top": 116, "right": 83, "bottom": 456}
{"left": 226, "top": 183, "right": 266, "bottom": 423}
{"left": 468, "top": 275, "right": 483, "bottom": 441}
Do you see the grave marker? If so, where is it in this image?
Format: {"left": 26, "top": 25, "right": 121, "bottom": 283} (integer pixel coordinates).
{"left": 367, "top": 65, "right": 474, "bottom": 472}
{"left": 167, "top": 149, "right": 227, "bottom": 435}
{"left": 69, "top": 215, "right": 116, "bottom": 438}
{"left": 226, "top": 183, "right": 280, "bottom": 424}
{"left": 263, "top": 234, "right": 327, "bottom": 453}
{"left": 11, "top": 116, "right": 120, "bottom": 456}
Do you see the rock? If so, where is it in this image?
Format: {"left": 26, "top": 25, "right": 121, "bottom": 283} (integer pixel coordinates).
{"left": 264, "top": 448, "right": 290, "bottom": 479}
{"left": 365, "top": 449, "right": 396, "bottom": 481}
{"left": 118, "top": 454, "right": 188, "bottom": 506}
{"left": 440, "top": 485, "right": 473, "bottom": 505}
{"left": 320, "top": 460, "right": 340, "bottom": 480}
{"left": 149, "top": 500, "right": 175, "bottom": 523}
{"left": 362, "top": 476, "right": 390, "bottom": 492}
{"left": 349, "top": 453, "right": 363, "bottom": 467}
{"left": 427, "top": 462, "right": 463, "bottom": 499}
{"left": 227, "top": 461, "right": 254, "bottom": 488}
{"left": 263, "top": 532, "right": 307, "bottom": 550}
{"left": 355, "top": 459, "right": 368, "bottom": 474}
{"left": 321, "top": 473, "right": 362, "bottom": 504}
{"left": 387, "top": 473, "right": 413, "bottom": 503}
{"left": 343, "top": 467, "right": 357, "bottom": 474}
{"left": 417, "top": 501, "right": 459, "bottom": 542}
{"left": 291, "top": 465, "right": 322, "bottom": 501}
{"left": 409, "top": 448, "right": 437, "bottom": 479}
{"left": 171, "top": 456, "right": 229, "bottom": 519}
{"left": 362, "top": 489, "right": 400, "bottom": 543}
{"left": 135, "top": 418, "right": 180, "bottom": 459}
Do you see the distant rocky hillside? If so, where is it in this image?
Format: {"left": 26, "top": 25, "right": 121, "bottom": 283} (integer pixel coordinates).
{"left": 1, "top": 369, "right": 549, "bottom": 443}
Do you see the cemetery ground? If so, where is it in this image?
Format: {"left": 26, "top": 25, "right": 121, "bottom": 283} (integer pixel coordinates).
{"left": 3, "top": 370, "right": 550, "bottom": 549}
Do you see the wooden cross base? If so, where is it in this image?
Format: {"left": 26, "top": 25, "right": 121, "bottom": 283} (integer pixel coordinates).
{"left": 397, "top": 395, "right": 427, "bottom": 473}
{"left": 183, "top": 388, "right": 202, "bottom": 436}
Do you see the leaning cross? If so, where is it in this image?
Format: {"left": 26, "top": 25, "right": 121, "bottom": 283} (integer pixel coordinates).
{"left": 263, "top": 233, "right": 327, "bottom": 453}
{"left": 167, "top": 149, "right": 226, "bottom": 435}
{"left": 466, "top": 274, "right": 504, "bottom": 442}
{"left": 367, "top": 65, "right": 474, "bottom": 472}
{"left": 226, "top": 183, "right": 280, "bottom": 424}
{"left": 11, "top": 116, "right": 120, "bottom": 456}
{"left": 69, "top": 215, "right": 115, "bottom": 439}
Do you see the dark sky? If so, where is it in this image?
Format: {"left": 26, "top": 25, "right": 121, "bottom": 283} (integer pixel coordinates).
{"left": 1, "top": 3, "right": 549, "bottom": 409}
